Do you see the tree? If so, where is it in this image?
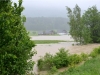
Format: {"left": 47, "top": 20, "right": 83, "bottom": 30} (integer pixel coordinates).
{"left": 66, "top": 5, "right": 100, "bottom": 44}
{"left": 62, "top": 30, "right": 67, "bottom": 34}
{"left": 82, "top": 6, "right": 100, "bottom": 43}
{"left": 32, "top": 31, "right": 38, "bottom": 36}
{"left": 50, "top": 29, "right": 57, "bottom": 35}
{"left": 66, "top": 4, "right": 84, "bottom": 44}
{"left": 0, "top": 0, "right": 36, "bottom": 75}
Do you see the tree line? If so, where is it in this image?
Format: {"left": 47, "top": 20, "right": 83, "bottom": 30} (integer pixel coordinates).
{"left": 66, "top": 5, "right": 100, "bottom": 44}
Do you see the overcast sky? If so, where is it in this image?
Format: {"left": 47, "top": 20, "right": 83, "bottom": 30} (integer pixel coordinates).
{"left": 13, "top": 0, "right": 100, "bottom": 17}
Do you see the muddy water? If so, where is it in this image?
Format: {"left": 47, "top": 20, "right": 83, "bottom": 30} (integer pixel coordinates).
{"left": 32, "top": 42, "right": 75, "bottom": 60}
{"left": 31, "top": 35, "right": 100, "bottom": 74}
{"left": 32, "top": 42, "right": 76, "bottom": 74}
{"left": 30, "top": 35, "right": 74, "bottom": 41}
{"left": 30, "top": 35, "right": 74, "bottom": 74}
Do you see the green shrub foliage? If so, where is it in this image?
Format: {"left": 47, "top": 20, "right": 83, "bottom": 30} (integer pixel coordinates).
{"left": 37, "top": 48, "right": 85, "bottom": 71}
{"left": 37, "top": 53, "right": 54, "bottom": 70}
{"left": 90, "top": 47, "right": 100, "bottom": 57}
{"left": 53, "top": 48, "right": 69, "bottom": 68}
{"left": 0, "top": 0, "right": 35, "bottom": 75}
{"left": 37, "top": 47, "right": 100, "bottom": 74}
{"left": 68, "top": 54, "right": 82, "bottom": 66}
{"left": 38, "top": 48, "right": 69, "bottom": 71}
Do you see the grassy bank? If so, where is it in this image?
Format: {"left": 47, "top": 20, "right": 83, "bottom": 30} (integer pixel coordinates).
{"left": 33, "top": 40, "right": 67, "bottom": 44}
{"left": 59, "top": 55, "right": 100, "bottom": 75}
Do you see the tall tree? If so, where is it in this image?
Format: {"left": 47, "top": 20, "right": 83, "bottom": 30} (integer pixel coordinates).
{"left": 82, "top": 6, "right": 100, "bottom": 43}
{"left": 66, "top": 4, "right": 84, "bottom": 44}
{"left": 0, "top": 0, "right": 36, "bottom": 75}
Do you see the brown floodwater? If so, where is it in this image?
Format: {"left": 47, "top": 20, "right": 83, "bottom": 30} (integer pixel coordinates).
{"left": 31, "top": 35, "right": 100, "bottom": 75}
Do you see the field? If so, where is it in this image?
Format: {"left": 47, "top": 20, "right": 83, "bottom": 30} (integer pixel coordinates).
{"left": 33, "top": 40, "right": 67, "bottom": 44}
{"left": 31, "top": 35, "right": 100, "bottom": 74}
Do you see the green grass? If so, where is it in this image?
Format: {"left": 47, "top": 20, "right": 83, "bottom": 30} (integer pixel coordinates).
{"left": 33, "top": 40, "right": 67, "bottom": 44}
{"left": 59, "top": 55, "right": 100, "bottom": 75}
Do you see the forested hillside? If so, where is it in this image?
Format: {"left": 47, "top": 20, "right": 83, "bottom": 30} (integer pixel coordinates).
{"left": 24, "top": 17, "right": 69, "bottom": 32}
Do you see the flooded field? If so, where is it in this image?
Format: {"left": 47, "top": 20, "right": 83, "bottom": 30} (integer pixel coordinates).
{"left": 31, "top": 35, "right": 100, "bottom": 74}
{"left": 30, "top": 35, "right": 74, "bottom": 41}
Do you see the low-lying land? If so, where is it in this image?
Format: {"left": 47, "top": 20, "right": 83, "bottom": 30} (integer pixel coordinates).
{"left": 33, "top": 40, "right": 67, "bottom": 44}
{"left": 32, "top": 42, "right": 100, "bottom": 75}
{"left": 37, "top": 46, "right": 100, "bottom": 75}
{"left": 31, "top": 35, "right": 100, "bottom": 75}
{"left": 30, "top": 35, "right": 74, "bottom": 41}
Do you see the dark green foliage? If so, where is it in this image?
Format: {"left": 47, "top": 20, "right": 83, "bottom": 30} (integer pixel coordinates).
{"left": 38, "top": 47, "right": 100, "bottom": 74}
{"left": 66, "top": 5, "right": 100, "bottom": 44}
{"left": 53, "top": 48, "right": 69, "bottom": 68}
{"left": 0, "top": 0, "right": 35, "bottom": 75}
{"left": 82, "top": 6, "right": 100, "bottom": 43}
{"left": 37, "top": 53, "right": 54, "bottom": 71}
{"left": 37, "top": 48, "right": 69, "bottom": 71}
{"left": 37, "top": 48, "right": 86, "bottom": 72}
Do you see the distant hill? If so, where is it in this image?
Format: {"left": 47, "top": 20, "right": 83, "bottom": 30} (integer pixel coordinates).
{"left": 24, "top": 17, "right": 70, "bottom": 32}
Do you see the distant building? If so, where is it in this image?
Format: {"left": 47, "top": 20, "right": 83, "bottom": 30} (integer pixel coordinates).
{"left": 58, "top": 33, "right": 66, "bottom": 35}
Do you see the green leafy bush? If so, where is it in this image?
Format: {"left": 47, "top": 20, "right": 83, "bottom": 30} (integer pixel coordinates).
{"left": 53, "top": 48, "right": 69, "bottom": 68}
{"left": 37, "top": 48, "right": 69, "bottom": 71}
{"left": 80, "top": 53, "right": 88, "bottom": 61}
{"left": 48, "top": 66, "right": 58, "bottom": 74}
{"left": 90, "top": 47, "right": 100, "bottom": 57}
{"left": 38, "top": 47, "right": 100, "bottom": 73}
{"left": 38, "top": 53, "right": 54, "bottom": 71}
{"left": 0, "top": 0, "right": 36, "bottom": 75}
{"left": 68, "top": 54, "right": 82, "bottom": 66}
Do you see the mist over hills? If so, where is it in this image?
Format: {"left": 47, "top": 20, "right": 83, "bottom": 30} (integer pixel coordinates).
{"left": 22, "top": 6, "right": 67, "bottom": 17}
{"left": 22, "top": 6, "right": 86, "bottom": 18}
{"left": 23, "top": 6, "right": 87, "bottom": 33}
{"left": 24, "top": 17, "right": 70, "bottom": 32}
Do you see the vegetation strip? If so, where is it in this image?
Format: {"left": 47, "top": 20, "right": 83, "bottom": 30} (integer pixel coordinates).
{"left": 59, "top": 55, "right": 100, "bottom": 75}
{"left": 37, "top": 47, "right": 100, "bottom": 75}
{"left": 33, "top": 40, "right": 67, "bottom": 44}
